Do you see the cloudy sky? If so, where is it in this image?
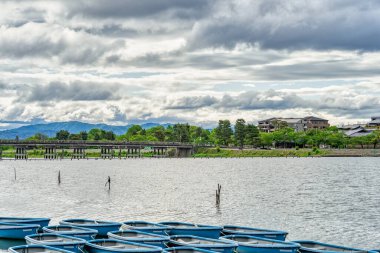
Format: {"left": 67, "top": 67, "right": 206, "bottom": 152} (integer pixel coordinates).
{"left": 1, "top": 0, "right": 380, "bottom": 129}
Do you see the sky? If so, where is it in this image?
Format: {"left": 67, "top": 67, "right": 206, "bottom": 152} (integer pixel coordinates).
{"left": 1, "top": 0, "right": 380, "bottom": 130}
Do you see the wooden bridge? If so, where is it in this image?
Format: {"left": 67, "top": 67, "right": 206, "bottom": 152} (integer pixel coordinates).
{"left": 0, "top": 140, "right": 195, "bottom": 160}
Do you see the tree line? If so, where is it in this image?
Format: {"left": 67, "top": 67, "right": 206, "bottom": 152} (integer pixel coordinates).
{"left": 26, "top": 119, "right": 380, "bottom": 149}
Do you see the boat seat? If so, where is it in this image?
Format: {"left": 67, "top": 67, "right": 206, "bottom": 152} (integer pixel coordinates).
{"left": 43, "top": 239, "right": 65, "bottom": 242}
{"left": 178, "top": 239, "right": 202, "bottom": 244}
{"left": 107, "top": 245, "right": 128, "bottom": 249}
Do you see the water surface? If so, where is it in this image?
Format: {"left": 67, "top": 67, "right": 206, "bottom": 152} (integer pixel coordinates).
{"left": 0, "top": 158, "right": 379, "bottom": 250}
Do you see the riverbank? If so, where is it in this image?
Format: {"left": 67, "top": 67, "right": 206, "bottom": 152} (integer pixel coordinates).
{"left": 194, "top": 148, "right": 380, "bottom": 157}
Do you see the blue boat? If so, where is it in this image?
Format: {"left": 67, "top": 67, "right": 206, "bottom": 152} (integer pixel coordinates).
{"left": 9, "top": 245, "right": 74, "bottom": 253}
{"left": 25, "top": 233, "right": 86, "bottom": 253}
{"left": 293, "top": 240, "right": 377, "bottom": 253}
{"left": 0, "top": 217, "right": 50, "bottom": 228}
{"left": 0, "top": 222, "right": 40, "bottom": 239}
{"left": 84, "top": 239, "right": 164, "bottom": 253}
{"left": 60, "top": 219, "right": 121, "bottom": 236}
{"left": 122, "top": 221, "right": 170, "bottom": 235}
{"left": 222, "top": 226, "right": 288, "bottom": 241}
{"left": 168, "top": 235, "right": 237, "bottom": 253}
{"left": 108, "top": 230, "right": 170, "bottom": 248}
{"left": 220, "top": 235, "right": 299, "bottom": 253}
{"left": 43, "top": 225, "right": 98, "bottom": 240}
{"left": 165, "top": 247, "right": 218, "bottom": 253}
{"left": 159, "top": 222, "right": 222, "bottom": 239}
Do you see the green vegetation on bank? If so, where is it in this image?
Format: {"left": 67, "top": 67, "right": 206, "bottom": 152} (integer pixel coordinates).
{"left": 194, "top": 147, "right": 327, "bottom": 157}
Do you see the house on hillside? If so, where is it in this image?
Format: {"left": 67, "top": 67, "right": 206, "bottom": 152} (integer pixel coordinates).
{"left": 343, "top": 125, "right": 373, "bottom": 137}
{"left": 368, "top": 117, "right": 380, "bottom": 128}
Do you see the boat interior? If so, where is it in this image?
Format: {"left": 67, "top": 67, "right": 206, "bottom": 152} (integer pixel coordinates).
{"left": 176, "top": 238, "right": 223, "bottom": 245}
{"left": 224, "top": 227, "right": 269, "bottom": 233}
{"left": 299, "top": 243, "right": 367, "bottom": 252}
{"left": 226, "top": 237, "right": 284, "bottom": 245}
{"left": 32, "top": 235, "right": 78, "bottom": 243}
{"left": 114, "top": 231, "right": 159, "bottom": 238}
{"left": 94, "top": 241, "right": 152, "bottom": 249}
{"left": 169, "top": 250, "right": 206, "bottom": 253}
{"left": 124, "top": 223, "right": 161, "bottom": 228}
{"left": 12, "top": 248, "right": 63, "bottom": 253}
{"left": 47, "top": 226, "right": 81, "bottom": 232}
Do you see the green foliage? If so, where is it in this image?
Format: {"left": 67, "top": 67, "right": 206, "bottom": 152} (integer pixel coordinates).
{"left": 56, "top": 130, "right": 70, "bottom": 140}
{"left": 234, "top": 119, "right": 246, "bottom": 149}
{"left": 173, "top": 123, "right": 190, "bottom": 142}
{"left": 215, "top": 120, "right": 233, "bottom": 146}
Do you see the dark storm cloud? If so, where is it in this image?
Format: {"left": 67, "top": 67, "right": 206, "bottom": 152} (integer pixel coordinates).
{"left": 67, "top": 0, "right": 213, "bottom": 19}
{"left": 188, "top": 0, "right": 380, "bottom": 51}
{"left": 19, "top": 81, "right": 120, "bottom": 102}
{"left": 165, "top": 89, "right": 380, "bottom": 119}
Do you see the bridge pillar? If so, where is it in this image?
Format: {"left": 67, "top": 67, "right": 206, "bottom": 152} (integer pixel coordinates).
{"left": 44, "top": 146, "right": 57, "bottom": 160}
{"left": 153, "top": 147, "right": 168, "bottom": 158}
{"left": 101, "top": 147, "right": 114, "bottom": 159}
{"left": 15, "top": 147, "right": 28, "bottom": 160}
{"left": 71, "top": 147, "right": 86, "bottom": 160}
{"left": 176, "top": 147, "right": 194, "bottom": 158}
{"left": 0, "top": 149, "right": 2, "bottom": 160}
{"left": 127, "top": 147, "right": 140, "bottom": 158}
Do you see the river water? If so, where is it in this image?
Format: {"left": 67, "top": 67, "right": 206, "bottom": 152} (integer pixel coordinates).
{"left": 0, "top": 158, "right": 380, "bottom": 250}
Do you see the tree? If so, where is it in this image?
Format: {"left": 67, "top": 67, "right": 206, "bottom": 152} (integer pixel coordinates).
{"left": 147, "top": 126, "right": 166, "bottom": 142}
{"left": 234, "top": 119, "right": 246, "bottom": 149}
{"left": 126, "top": 125, "right": 142, "bottom": 140}
{"left": 173, "top": 123, "right": 190, "bottom": 142}
{"left": 245, "top": 124, "right": 260, "bottom": 146}
{"left": 104, "top": 131, "right": 116, "bottom": 140}
{"left": 260, "top": 132, "right": 274, "bottom": 148}
{"left": 80, "top": 131, "right": 88, "bottom": 140}
{"left": 88, "top": 129, "right": 102, "bottom": 140}
{"left": 56, "top": 130, "right": 70, "bottom": 140}
{"left": 27, "top": 133, "right": 48, "bottom": 141}
{"left": 215, "top": 120, "right": 233, "bottom": 146}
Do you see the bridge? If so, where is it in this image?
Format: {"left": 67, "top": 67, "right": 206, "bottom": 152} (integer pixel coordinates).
{"left": 0, "top": 140, "right": 195, "bottom": 160}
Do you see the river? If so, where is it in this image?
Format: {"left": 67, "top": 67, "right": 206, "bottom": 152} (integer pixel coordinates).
{"left": 0, "top": 158, "right": 379, "bottom": 250}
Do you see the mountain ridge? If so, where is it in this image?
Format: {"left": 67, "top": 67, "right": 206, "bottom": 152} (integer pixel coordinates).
{"left": 0, "top": 121, "right": 171, "bottom": 139}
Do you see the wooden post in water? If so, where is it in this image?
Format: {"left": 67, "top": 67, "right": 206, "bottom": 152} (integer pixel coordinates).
{"left": 216, "top": 184, "right": 221, "bottom": 205}
{"left": 105, "top": 176, "right": 111, "bottom": 190}
{"left": 58, "top": 170, "right": 61, "bottom": 184}
{"left": 14, "top": 168, "right": 16, "bottom": 181}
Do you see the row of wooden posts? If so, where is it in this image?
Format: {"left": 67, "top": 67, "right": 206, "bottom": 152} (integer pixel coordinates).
{"left": 12, "top": 168, "right": 221, "bottom": 204}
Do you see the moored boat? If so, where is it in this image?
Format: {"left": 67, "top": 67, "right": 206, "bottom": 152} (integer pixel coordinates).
{"left": 108, "top": 230, "right": 170, "bottom": 248}
{"left": 0, "top": 222, "right": 40, "bottom": 239}
{"left": 165, "top": 247, "right": 218, "bottom": 253}
{"left": 43, "top": 225, "right": 98, "bottom": 240}
{"left": 9, "top": 245, "right": 74, "bottom": 253}
{"left": 60, "top": 219, "right": 121, "bottom": 236}
{"left": 25, "top": 233, "right": 86, "bottom": 253}
{"left": 0, "top": 217, "right": 50, "bottom": 228}
{"left": 159, "top": 222, "right": 222, "bottom": 239}
{"left": 84, "top": 239, "right": 163, "bottom": 253}
{"left": 220, "top": 235, "right": 299, "bottom": 253}
{"left": 293, "top": 240, "right": 377, "bottom": 253}
{"left": 222, "top": 226, "right": 288, "bottom": 241}
{"left": 122, "top": 221, "right": 170, "bottom": 235}
{"left": 168, "top": 235, "right": 237, "bottom": 253}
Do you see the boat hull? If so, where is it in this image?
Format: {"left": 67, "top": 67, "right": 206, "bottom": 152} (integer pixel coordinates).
{"left": 84, "top": 239, "right": 163, "bottom": 253}
{"left": 220, "top": 235, "right": 299, "bottom": 253}
{"left": 293, "top": 240, "right": 377, "bottom": 253}
{"left": 25, "top": 233, "right": 86, "bottom": 253}
{"left": 0, "top": 217, "right": 50, "bottom": 231}
{"left": 169, "top": 235, "right": 237, "bottom": 253}
{"left": 60, "top": 219, "right": 121, "bottom": 237}
{"left": 108, "top": 230, "right": 170, "bottom": 248}
{"left": 160, "top": 222, "right": 222, "bottom": 239}
{"left": 43, "top": 225, "right": 98, "bottom": 240}
{"left": 9, "top": 245, "right": 74, "bottom": 253}
{"left": 222, "top": 226, "right": 287, "bottom": 241}
{"left": 122, "top": 221, "right": 169, "bottom": 236}
{"left": 166, "top": 247, "right": 219, "bottom": 253}
{"left": 0, "top": 223, "right": 40, "bottom": 239}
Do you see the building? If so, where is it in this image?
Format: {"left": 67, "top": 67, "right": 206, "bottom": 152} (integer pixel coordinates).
{"left": 258, "top": 116, "right": 329, "bottom": 132}
{"left": 368, "top": 116, "right": 380, "bottom": 128}
{"left": 343, "top": 125, "right": 373, "bottom": 137}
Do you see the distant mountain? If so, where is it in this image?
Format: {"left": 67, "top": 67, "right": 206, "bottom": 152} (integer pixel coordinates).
{"left": 0, "top": 121, "right": 171, "bottom": 139}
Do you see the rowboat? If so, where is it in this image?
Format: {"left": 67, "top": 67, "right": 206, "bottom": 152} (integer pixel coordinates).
{"left": 9, "top": 245, "right": 74, "bottom": 253}
{"left": 222, "top": 226, "right": 288, "bottom": 241}
{"left": 84, "top": 239, "right": 163, "bottom": 253}
{"left": 220, "top": 235, "right": 299, "bottom": 253}
{"left": 168, "top": 235, "right": 238, "bottom": 253}
{"left": 0, "top": 222, "right": 40, "bottom": 239}
{"left": 159, "top": 222, "right": 222, "bottom": 239}
{"left": 43, "top": 225, "right": 98, "bottom": 240}
{"left": 292, "top": 240, "right": 377, "bottom": 253}
{"left": 122, "top": 221, "right": 170, "bottom": 235}
{"left": 25, "top": 233, "right": 86, "bottom": 253}
{"left": 0, "top": 217, "right": 50, "bottom": 229}
{"left": 165, "top": 247, "right": 219, "bottom": 253}
{"left": 108, "top": 230, "right": 170, "bottom": 248}
{"left": 60, "top": 219, "right": 122, "bottom": 236}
